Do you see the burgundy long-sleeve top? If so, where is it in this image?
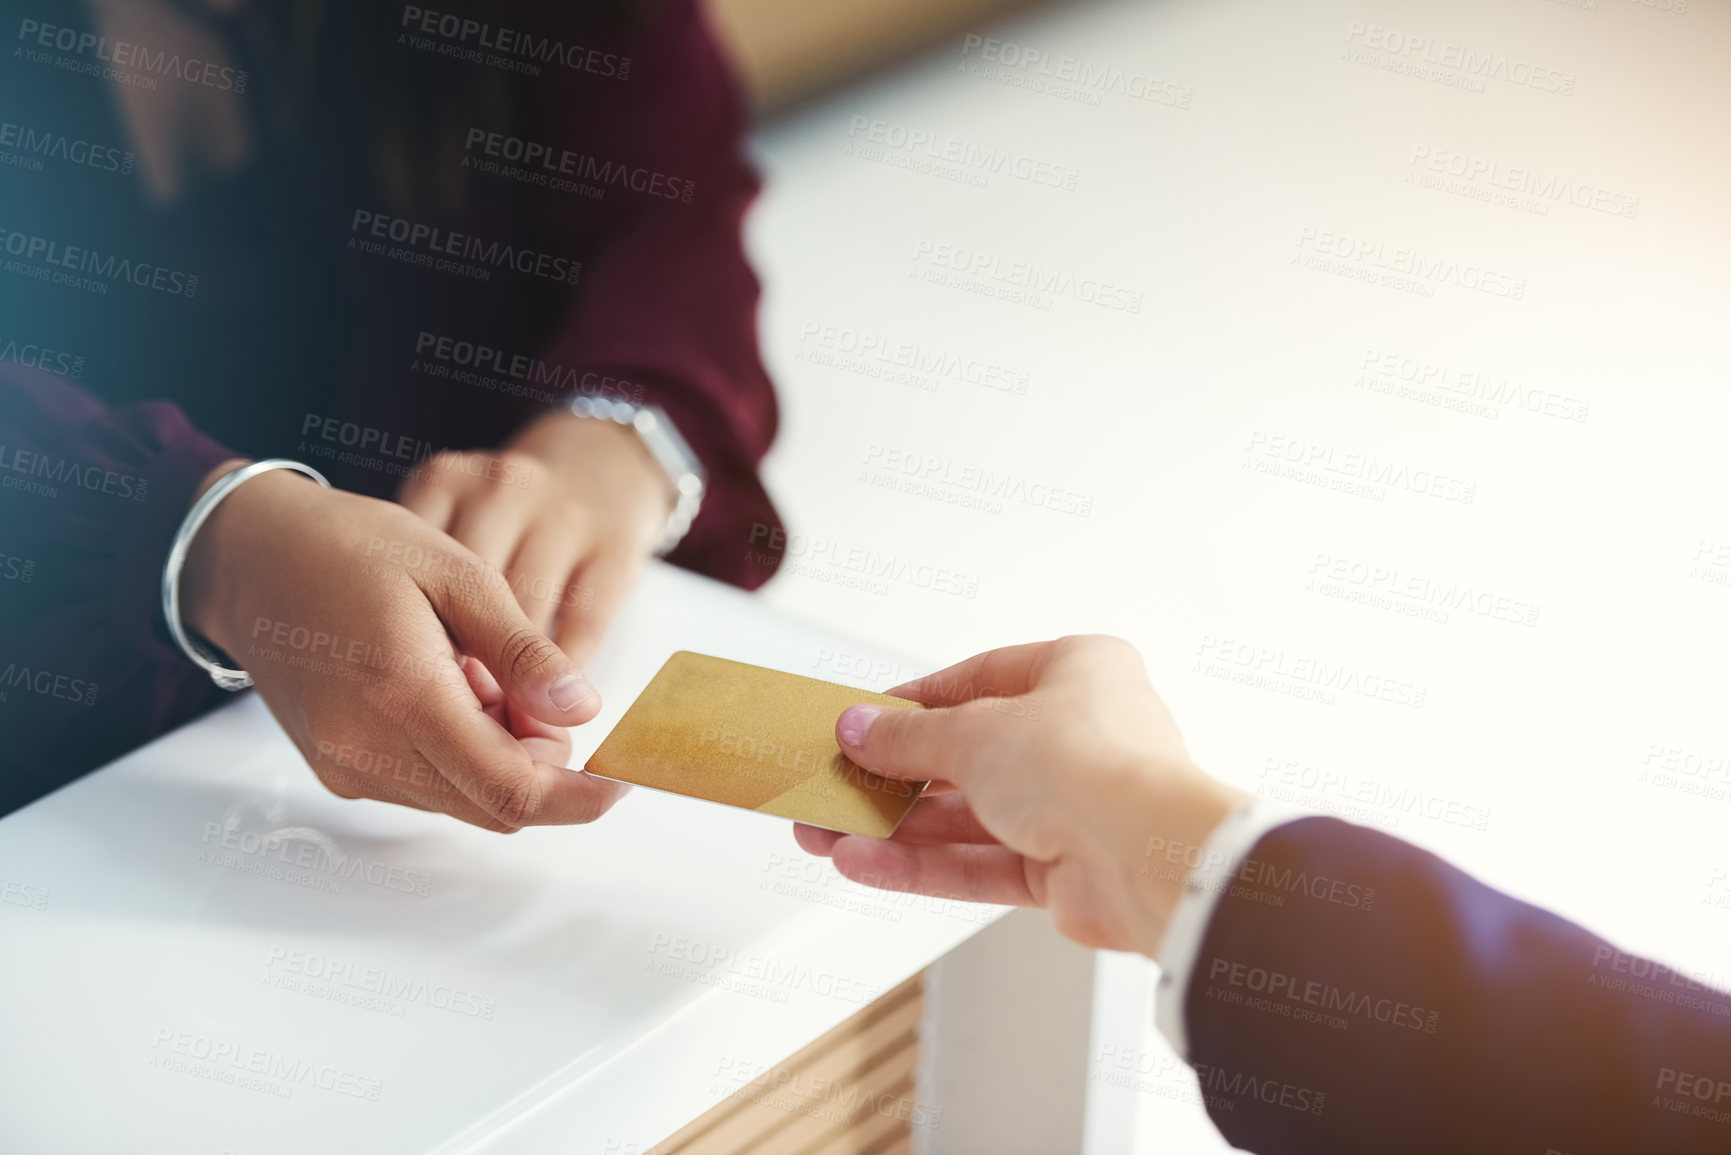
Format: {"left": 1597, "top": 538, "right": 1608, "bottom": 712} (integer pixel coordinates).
{"left": 0, "top": 0, "right": 783, "bottom": 815}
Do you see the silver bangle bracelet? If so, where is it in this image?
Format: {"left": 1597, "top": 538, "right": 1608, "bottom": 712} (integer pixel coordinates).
{"left": 161, "top": 459, "right": 331, "bottom": 691}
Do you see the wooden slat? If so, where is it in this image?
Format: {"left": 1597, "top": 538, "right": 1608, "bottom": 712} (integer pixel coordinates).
{"left": 656, "top": 974, "right": 924, "bottom": 1155}
{"left": 664, "top": 1002, "right": 922, "bottom": 1155}
{"left": 702, "top": 0, "right": 1048, "bottom": 113}
{"left": 800, "top": 1076, "right": 918, "bottom": 1155}
{"left": 750, "top": 1042, "right": 920, "bottom": 1155}
{"left": 657, "top": 980, "right": 918, "bottom": 1152}
{"left": 762, "top": 974, "right": 922, "bottom": 1079}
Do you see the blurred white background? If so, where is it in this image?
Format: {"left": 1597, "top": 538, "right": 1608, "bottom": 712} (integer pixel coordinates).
{"left": 740, "top": 0, "right": 1731, "bottom": 1148}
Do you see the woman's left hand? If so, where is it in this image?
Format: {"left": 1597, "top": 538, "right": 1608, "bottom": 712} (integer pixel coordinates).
{"left": 398, "top": 410, "right": 672, "bottom": 666}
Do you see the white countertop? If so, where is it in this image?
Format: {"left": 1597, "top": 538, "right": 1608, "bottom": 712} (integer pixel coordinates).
{"left": 740, "top": 0, "right": 1731, "bottom": 1150}
{"left": 0, "top": 563, "right": 1003, "bottom": 1155}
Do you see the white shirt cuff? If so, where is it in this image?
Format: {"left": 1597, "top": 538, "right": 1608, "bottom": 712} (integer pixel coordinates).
{"left": 1152, "top": 797, "right": 1307, "bottom": 1060}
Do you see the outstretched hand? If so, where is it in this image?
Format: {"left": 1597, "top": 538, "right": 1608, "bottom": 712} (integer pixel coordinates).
{"left": 795, "top": 636, "right": 1246, "bottom": 956}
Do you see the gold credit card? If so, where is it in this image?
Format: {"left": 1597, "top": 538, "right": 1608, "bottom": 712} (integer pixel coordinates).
{"left": 585, "top": 652, "right": 926, "bottom": 837}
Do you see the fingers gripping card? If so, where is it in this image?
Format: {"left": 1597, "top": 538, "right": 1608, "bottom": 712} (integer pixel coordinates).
{"left": 585, "top": 652, "right": 927, "bottom": 836}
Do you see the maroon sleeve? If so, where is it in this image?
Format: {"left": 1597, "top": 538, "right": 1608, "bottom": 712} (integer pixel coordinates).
{"left": 527, "top": 0, "right": 784, "bottom": 589}
{"left": 0, "top": 369, "right": 234, "bottom": 813}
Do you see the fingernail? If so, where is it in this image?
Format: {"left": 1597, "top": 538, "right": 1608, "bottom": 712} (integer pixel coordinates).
{"left": 838, "top": 705, "right": 883, "bottom": 748}
{"left": 549, "top": 673, "right": 599, "bottom": 713}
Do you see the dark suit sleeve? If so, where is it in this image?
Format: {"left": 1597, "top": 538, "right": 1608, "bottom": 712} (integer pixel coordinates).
{"left": 1183, "top": 817, "right": 1731, "bottom": 1155}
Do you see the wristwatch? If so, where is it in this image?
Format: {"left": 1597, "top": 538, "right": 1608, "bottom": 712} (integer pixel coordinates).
{"left": 566, "top": 396, "right": 706, "bottom": 556}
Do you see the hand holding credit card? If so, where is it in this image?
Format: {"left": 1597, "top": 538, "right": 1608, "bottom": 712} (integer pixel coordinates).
{"left": 585, "top": 652, "right": 928, "bottom": 836}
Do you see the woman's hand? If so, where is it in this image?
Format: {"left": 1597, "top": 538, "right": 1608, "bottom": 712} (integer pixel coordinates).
{"left": 180, "top": 462, "right": 628, "bottom": 831}
{"left": 396, "top": 411, "right": 673, "bottom": 666}
{"left": 794, "top": 636, "right": 1247, "bottom": 957}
